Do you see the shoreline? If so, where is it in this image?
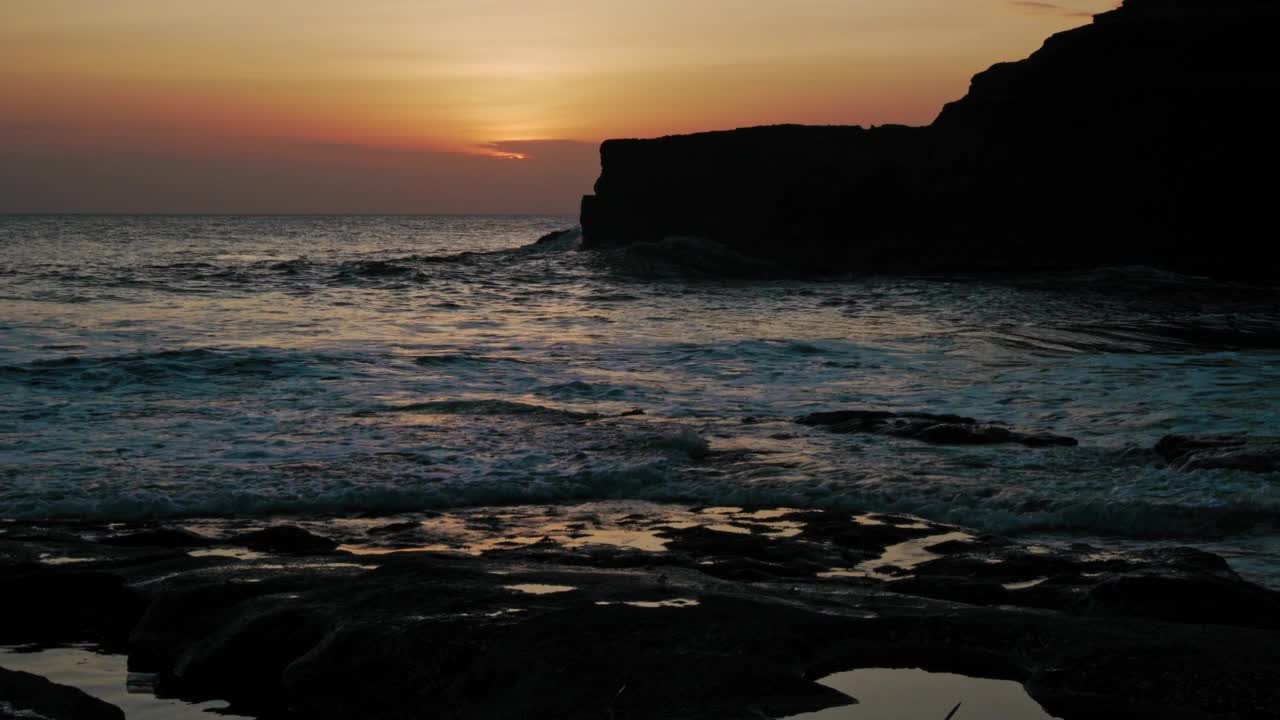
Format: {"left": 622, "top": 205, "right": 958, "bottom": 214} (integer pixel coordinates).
{"left": 4, "top": 501, "right": 1279, "bottom": 718}
{"left": 8, "top": 490, "right": 1279, "bottom": 591}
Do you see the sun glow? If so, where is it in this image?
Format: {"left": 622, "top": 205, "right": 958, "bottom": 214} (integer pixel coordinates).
{"left": 0, "top": 0, "right": 1118, "bottom": 212}
{"left": 477, "top": 148, "right": 529, "bottom": 160}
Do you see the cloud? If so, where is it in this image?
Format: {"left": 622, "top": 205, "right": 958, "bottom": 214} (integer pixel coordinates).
{"left": 477, "top": 140, "right": 601, "bottom": 161}
{"left": 1009, "top": 1, "right": 1100, "bottom": 17}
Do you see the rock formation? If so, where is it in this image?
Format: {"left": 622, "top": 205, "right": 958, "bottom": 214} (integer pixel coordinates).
{"left": 581, "top": 0, "right": 1280, "bottom": 280}
{"left": 1156, "top": 434, "right": 1280, "bottom": 472}
{"left": 4, "top": 511, "right": 1280, "bottom": 718}
{"left": 0, "top": 668, "right": 124, "bottom": 720}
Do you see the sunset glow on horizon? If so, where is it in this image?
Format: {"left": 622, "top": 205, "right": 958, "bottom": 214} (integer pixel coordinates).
{"left": 2, "top": 0, "right": 1116, "bottom": 213}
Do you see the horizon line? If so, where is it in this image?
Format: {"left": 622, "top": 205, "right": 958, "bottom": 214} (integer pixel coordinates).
{"left": 0, "top": 212, "right": 581, "bottom": 218}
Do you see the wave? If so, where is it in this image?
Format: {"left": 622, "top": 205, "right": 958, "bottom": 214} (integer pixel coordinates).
{"left": 655, "top": 338, "right": 856, "bottom": 364}
{"left": 582, "top": 292, "right": 643, "bottom": 303}
{"left": 269, "top": 258, "right": 310, "bottom": 274}
{"left": 640, "top": 475, "right": 1280, "bottom": 541}
{"left": 334, "top": 259, "right": 427, "bottom": 280}
{"left": 386, "top": 229, "right": 580, "bottom": 265}
{"left": 414, "top": 353, "right": 529, "bottom": 367}
{"left": 370, "top": 252, "right": 477, "bottom": 267}
{"left": 0, "top": 348, "right": 369, "bottom": 388}
{"left": 0, "top": 423, "right": 712, "bottom": 521}
{"left": 1012, "top": 264, "right": 1277, "bottom": 292}
{"left": 789, "top": 490, "right": 1280, "bottom": 540}
{"left": 4, "top": 459, "right": 1276, "bottom": 540}
{"left": 533, "top": 380, "right": 633, "bottom": 401}
{"left": 321, "top": 229, "right": 583, "bottom": 285}
{"left": 0, "top": 467, "right": 678, "bottom": 521}
{"left": 973, "top": 322, "right": 1280, "bottom": 356}
{"left": 598, "top": 236, "right": 786, "bottom": 278}
{"left": 510, "top": 227, "right": 582, "bottom": 254}
{"left": 367, "top": 398, "right": 602, "bottom": 422}
{"left": 2, "top": 228, "right": 586, "bottom": 300}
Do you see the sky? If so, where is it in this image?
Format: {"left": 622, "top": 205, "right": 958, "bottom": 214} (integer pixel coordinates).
{"left": 1, "top": 1, "right": 1115, "bottom": 214}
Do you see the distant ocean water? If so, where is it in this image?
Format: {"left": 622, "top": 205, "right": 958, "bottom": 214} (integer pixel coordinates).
{"left": 2, "top": 215, "right": 1278, "bottom": 583}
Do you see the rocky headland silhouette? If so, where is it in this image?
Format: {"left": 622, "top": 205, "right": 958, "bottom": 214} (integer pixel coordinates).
{"left": 581, "top": 0, "right": 1280, "bottom": 280}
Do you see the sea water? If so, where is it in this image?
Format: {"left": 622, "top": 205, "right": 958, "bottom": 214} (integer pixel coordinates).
{"left": 2, "top": 215, "right": 1277, "bottom": 584}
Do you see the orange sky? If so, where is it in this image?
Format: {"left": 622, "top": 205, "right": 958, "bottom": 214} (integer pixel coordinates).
{"left": 1, "top": 1, "right": 1115, "bottom": 213}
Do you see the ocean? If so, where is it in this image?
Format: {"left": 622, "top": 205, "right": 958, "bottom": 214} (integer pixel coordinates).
{"left": 2, "top": 215, "right": 1278, "bottom": 585}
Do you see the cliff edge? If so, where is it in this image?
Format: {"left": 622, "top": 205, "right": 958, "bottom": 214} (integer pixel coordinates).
{"left": 580, "top": 0, "right": 1280, "bottom": 280}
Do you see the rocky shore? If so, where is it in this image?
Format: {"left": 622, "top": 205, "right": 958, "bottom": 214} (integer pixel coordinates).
{"left": 580, "top": 0, "right": 1280, "bottom": 281}
{"left": 3, "top": 495, "right": 1279, "bottom": 719}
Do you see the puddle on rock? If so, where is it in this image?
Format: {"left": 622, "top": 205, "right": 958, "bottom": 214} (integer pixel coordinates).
{"left": 759, "top": 520, "right": 806, "bottom": 538}
{"left": 1004, "top": 578, "right": 1048, "bottom": 591}
{"left": 194, "top": 504, "right": 957, "bottom": 576}
{"left": 821, "top": 531, "right": 974, "bottom": 581}
{"left": 504, "top": 583, "right": 576, "bottom": 595}
{"left": 37, "top": 554, "right": 96, "bottom": 565}
{"left": 0, "top": 645, "right": 252, "bottom": 720}
{"left": 188, "top": 547, "right": 268, "bottom": 561}
{"left": 333, "top": 502, "right": 823, "bottom": 557}
{"left": 570, "top": 527, "right": 670, "bottom": 552}
{"left": 786, "top": 668, "right": 1060, "bottom": 719}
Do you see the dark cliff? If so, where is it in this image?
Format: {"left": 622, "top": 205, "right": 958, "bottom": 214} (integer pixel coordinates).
{"left": 580, "top": 0, "right": 1280, "bottom": 279}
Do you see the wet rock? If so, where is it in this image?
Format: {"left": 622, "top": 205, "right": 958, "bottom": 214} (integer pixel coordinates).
{"left": 888, "top": 575, "right": 1013, "bottom": 607}
{"left": 659, "top": 525, "right": 778, "bottom": 561}
{"left": 1155, "top": 434, "right": 1280, "bottom": 472}
{"left": 98, "top": 528, "right": 212, "bottom": 548}
{"left": 172, "top": 600, "right": 333, "bottom": 706}
{"left": 1086, "top": 574, "right": 1280, "bottom": 629}
{"left": 4, "top": 510, "right": 1280, "bottom": 719}
{"left": 0, "top": 566, "right": 144, "bottom": 648}
{"left": 796, "top": 409, "right": 1077, "bottom": 448}
{"left": 893, "top": 539, "right": 1280, "bottom": 630}
{"left": 1135, "top": 545, "right": 1235, "bottom": 574}
{"left": 228, "top": 526, "right": 338, "bottom": 554}
{"left": 365, "top": 521, "right": 421, "bottom": 537}
{"left": 128, "top": 563, "right": 351, "bottom": 673}
{"left": 795, "top": 510, "right": 947, "bottom": 553}
{"left": 281, "top": 593, "right": 853, "bottom": 720}
{"left": 0, "top": 667, "right": 125, "bottom": 720}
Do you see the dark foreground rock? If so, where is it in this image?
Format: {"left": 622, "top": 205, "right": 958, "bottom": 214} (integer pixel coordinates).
{"left": 580, "top": 0, "right": 1280, "bottom": 281}
{"left": 99, "top": 528, "right": 212, "bottom": 548}
{"left": 797, "top": 409, "right": 1077, "bottom": 447}
{"left": 228, "top": 526, "right": 339, "bottom": 554}
{"left": 0, "top": 565, "right": 145, "bottom": 648}
{"left": 1156, "top": 434, "right": 1280, "bottom": 472}
{"left": 0, "top": 667, "right": 124, "bottom": 720}
{"left": 1, "top": 509, "right": 1278, "bottom": 719}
